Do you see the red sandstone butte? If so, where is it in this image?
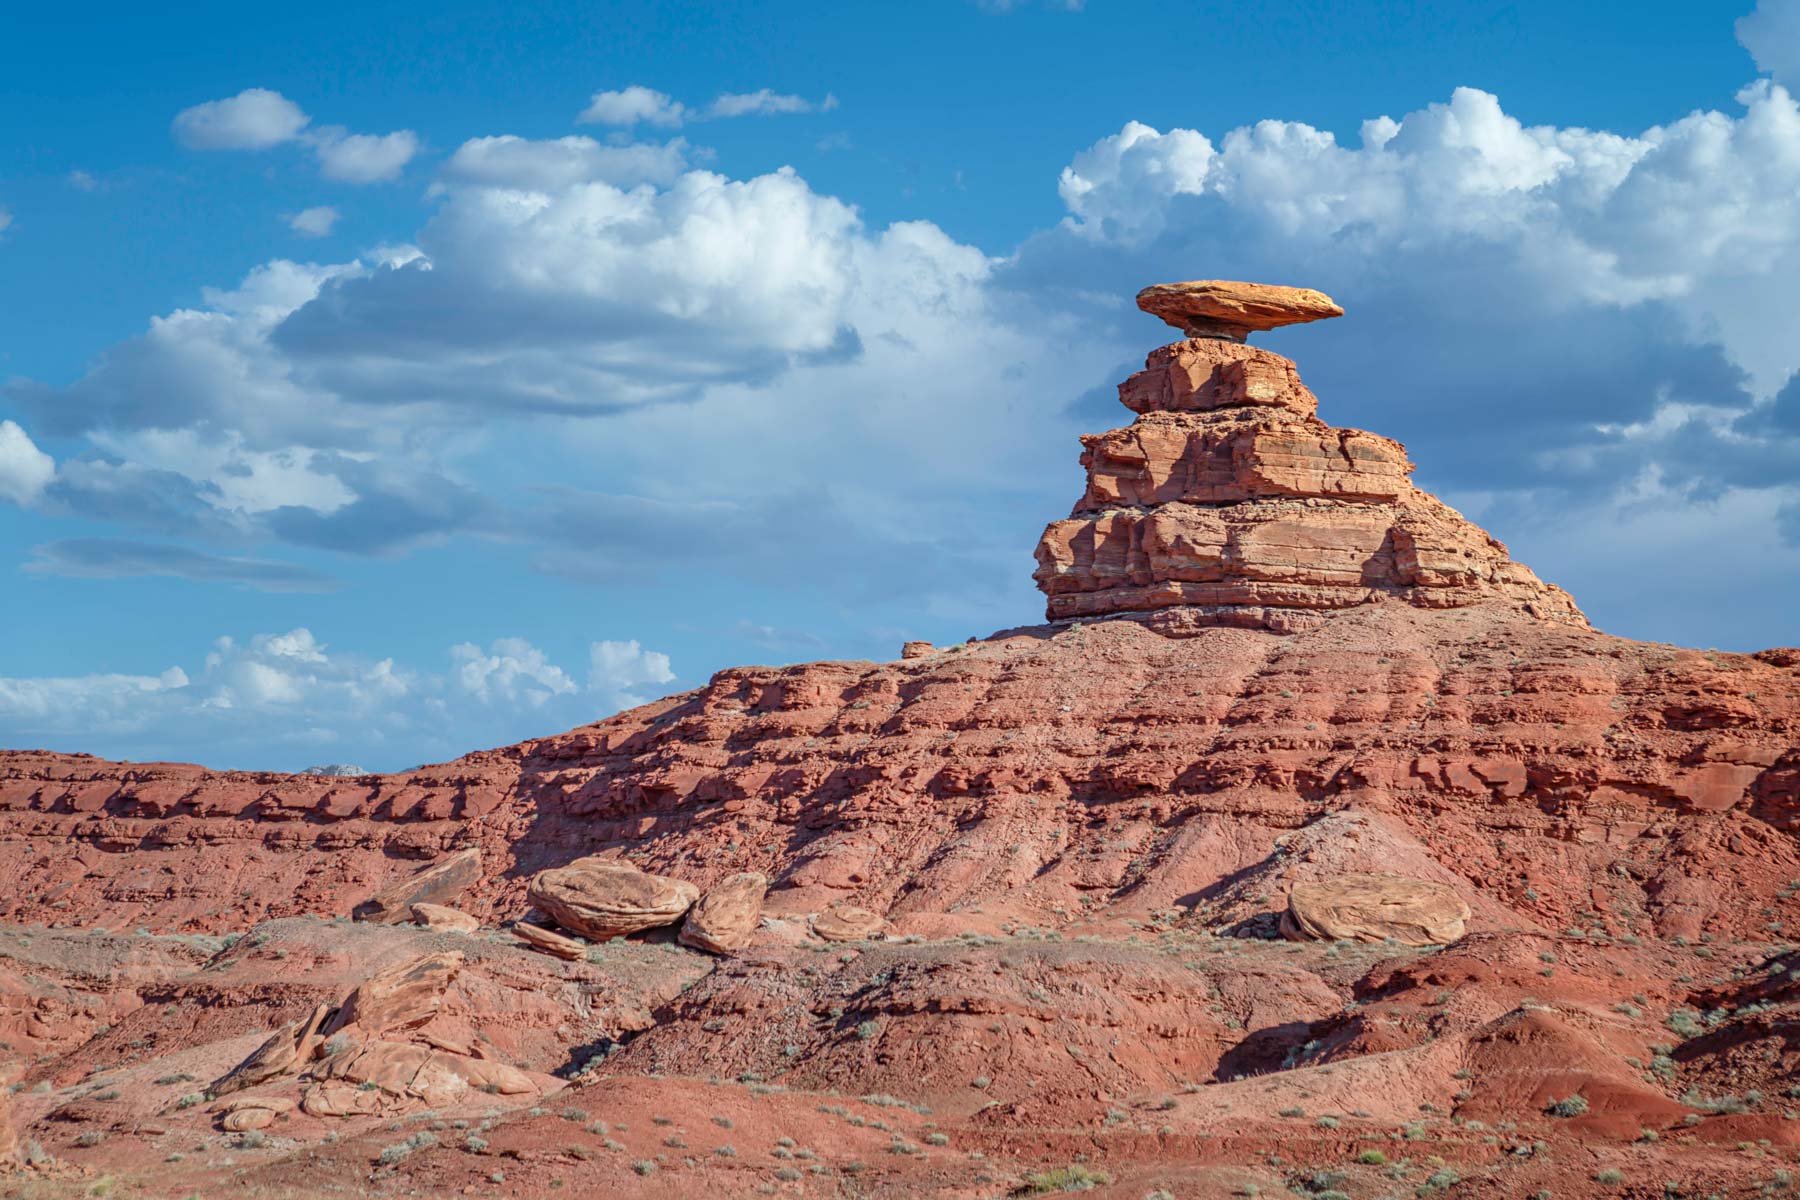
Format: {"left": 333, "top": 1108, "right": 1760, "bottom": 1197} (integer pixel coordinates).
{"left": 0, "top": 282, "right": 1795, "bottom": 1199}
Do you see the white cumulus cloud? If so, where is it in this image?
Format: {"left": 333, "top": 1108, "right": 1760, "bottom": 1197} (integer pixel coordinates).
{"left": 1739, "top": 0, "right": 1800, "bottom": 84}
{"left": 579, "top": 85, "right": 686, "bottom": 128}
{"left": 451, "top": 637, "right": 579, "bottom": 706}
{"left": 589, "top": 639, "right": 675, "bottom": 707}
{"left": 310, "top": 128, "right": 420, "bottom": 183}
{"left": 172, "top": 87, "right": 311, "bottom": 149}
{"left": 288, "top": 206, "right": 340, "bottom": 237}
{"left": 0, "top": 420, "right": 55, "bottom": 506}
{"left": 1053, "top": 82, "right": 1800, "bottom": 392}
{"left": 172, "top": 89, "right": 417, "bottom": 184}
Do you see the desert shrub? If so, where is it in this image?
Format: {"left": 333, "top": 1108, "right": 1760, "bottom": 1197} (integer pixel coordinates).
{"left": 1021, "top": 1164, "right": 1111, "bottom": 1192}
{"left": 1546, "top": 1094, "right": 1590, "bottom": 1118}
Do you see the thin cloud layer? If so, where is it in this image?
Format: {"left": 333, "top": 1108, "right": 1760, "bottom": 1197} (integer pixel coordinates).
{"left": 25, "top": 539, "right": 339, "bottom": 593}
{"left": 579, "top": 84, "right": 836, "bottom": 127}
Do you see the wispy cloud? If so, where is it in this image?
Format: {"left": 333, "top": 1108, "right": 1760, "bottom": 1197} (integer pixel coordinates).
{"left": 578, "top": 84, "right": 837, "bottom": 128}
{"left": 26, "top": 539, "right": 340, "bottom": 593}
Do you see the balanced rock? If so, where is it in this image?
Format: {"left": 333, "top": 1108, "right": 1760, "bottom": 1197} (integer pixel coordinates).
{"left": 1137, "top": 279, "right": 1343, "bottom": 342}
{"left": 410, "top": 902, "right": 479, "bottom": 933}
{"left": 527, "top": 858, "right": 698, "bottom": 940}
{"left": 354, "top": 847, "right": 482, "bottom": 923}
{"left": 679, "top": 871, "right": 768, "bottom": 954}
{"left": 514, "top": 921, "right": 587, "bottom": 960}
{"left": 1281, "top": 873, "right": 1470, "bottom": 946}
{"left": 1035, "top": 281, "right": 1586, "bottom": 633}
{"left": 810, "top": 903, "right": 887, "bottom": 942}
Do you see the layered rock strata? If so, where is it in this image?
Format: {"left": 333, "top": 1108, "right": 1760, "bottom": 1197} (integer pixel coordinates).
{"left": 1034, "top": 304, "right": 1585, "bottom": 632}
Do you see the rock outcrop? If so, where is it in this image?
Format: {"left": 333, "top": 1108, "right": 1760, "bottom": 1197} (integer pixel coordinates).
{"left": 212, "top": 1003, "right": 331, "bottom": 1097}
{"left": 513, "top": 921, "right": 586, "bottom": 960}
{"left": 320, "top": 951, "right": 463, "bottom": 1041}
{"left": 354, "top": 847, "right": 481, "bottom": 923}
{"left": 410, "top": 902, "right": 479, "bottom": 933}
{"left": 678, "top": 871, "right": 767, "bottom": 954}
{"left": 1281, "top": 873, "right": 1471, "bottom": 946}
{"left": 1034, "top": 287, "right": 1585, "bottom": 632}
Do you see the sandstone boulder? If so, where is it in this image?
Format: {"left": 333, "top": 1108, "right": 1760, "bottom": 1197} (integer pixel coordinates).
{"left": 355, "top": 847, "right": 482, "bottom": 923}
{"left": 679, "top": 871, "right": 768, "bottom": 954}
{"left": 410, "top": 902, "right": 479, "bottom": 933}
{"left": 321, "top": 951, "right": 463, "bottom": 1040}
{"left": 514, "top": 921, "right": 587, "bottom": 960}
{"left": 221, "top": 1106, "right": 277, "bottom": 1131}
{"left": 810, "top": 903, "right": 887, "bottom": 942}
{"left": 1136, "top": 279, "right": 1343, "bottom": 342}
{"left": 300, "top": 1080, "right": 386, "bottom": 1118}
{"left": 527, "top": 858, "right": 698, "bottom": 940}
{"left": 901, "top": 641, "right": 934, "bottom": 659}
{"left": 315, "top": 1038, "right": 535, "bottom": 1108}
{"left": 210, "top": 1003, "right": 330, "bottom": 1097}
{"left": 1281, "top": 873, "right": 1470, "bottom": 946}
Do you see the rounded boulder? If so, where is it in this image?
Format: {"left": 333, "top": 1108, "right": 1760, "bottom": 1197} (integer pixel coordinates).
{"left": 810, "top": 902, "right": 888, "bottom": 943}
{"left": 679, "top": 871, "right": 768, "bottom": 955}
{"left": 1281, "top": 873, "right": 1469, "bottom": 946}
{"left": 527, "top": 858, "right": 699, "bottom": 940}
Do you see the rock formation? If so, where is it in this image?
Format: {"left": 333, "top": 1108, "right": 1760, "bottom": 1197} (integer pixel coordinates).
{"left": 810, "top": 903, "right": 888, "bottom": 943}
{"left": 678, "top": 871, "right": 768, "bottom": 954}
{"left": 1, "top": 280, "right": 1796, "bottom": 1199}
{"left": 1136, "top": 279, "right": 1344, "bottom": 341}
{"left": 527, "top": 858, "right": 699, "bottom": 940}
{"left": 513, "top": 921, "right": 586, "bottom": 960}
{"left": 353, "top": 847, "right": 481, "bottom": 923}
{"left": 1035, "top": 282, "right": 1584, "bottom": 633}
{"left": 1281, "top": 872, "right": 1470, "bottom": 946}
{"left": 409, "top": 901, "right": 479, "bottom": 932}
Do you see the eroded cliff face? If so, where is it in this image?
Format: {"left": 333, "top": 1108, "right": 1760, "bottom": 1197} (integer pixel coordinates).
{"left": 2, "top": 608, "right": 1794, "bottom": 943}
{"left": 1035, "top": 337, "right": 1586, "bottom": 629}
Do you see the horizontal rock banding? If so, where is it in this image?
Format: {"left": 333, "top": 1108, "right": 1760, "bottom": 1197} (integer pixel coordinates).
{"left": 1037, "top": 305, "right": 1585, "bottom": 631}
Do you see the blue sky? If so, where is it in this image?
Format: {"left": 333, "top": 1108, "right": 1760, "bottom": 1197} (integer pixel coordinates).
{"left": 3, "top": 0, "right": 1799, "bottom": 770}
